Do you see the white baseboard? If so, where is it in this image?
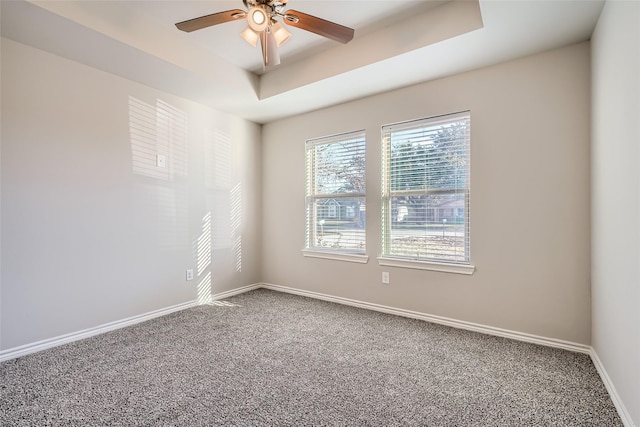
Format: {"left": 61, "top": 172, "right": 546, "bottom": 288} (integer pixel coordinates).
{"left": 0, "top": 281, "right": 592, "bottom": 358}
{"left": 259, "top": 282, "right": 591, "bottom": 354}
{"left": 590, "top": 348, "right": 637, "bottom": 427}
{"left": 0, "top": 299, "right": 198, "bottom": 363}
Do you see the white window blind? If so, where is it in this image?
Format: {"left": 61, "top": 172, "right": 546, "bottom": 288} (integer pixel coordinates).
{"left": 305, "top": 130, "right": 366, "bottom": 254}
{"left": 382, "top": 112, "right": 470, "bottom": 263}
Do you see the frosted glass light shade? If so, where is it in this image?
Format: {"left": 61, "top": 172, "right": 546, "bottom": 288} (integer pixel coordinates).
{"left": 271, "top": 21, "right": 292, "bottom": 46}
{"left": 240, "top": 26, "right": 259, "bottom": 47}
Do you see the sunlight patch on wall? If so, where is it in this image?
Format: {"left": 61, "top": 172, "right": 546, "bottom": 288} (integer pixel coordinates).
{"left": 204, "top": 127, "right": 235, "bottom": 251}
{"left": 232, "top": 236, "right": 242, "bottom": 273}
{"left": 130, "top": 97, "right": 164, "bottom": 179}
{"left": 156, "top": 99, "right": 188, "bottom": 179}
{"left": 129, "top": 96, "right": 190, "bottom": 250}
{"left": 196, "top": 271, "right": 212, "bottom": 305}
{"left": 197, "top": 212, "right": 212, "bottom": 276}
{"left": 230, "top": 182, "right": 242, "bottom": 272}
{"left": 205, "top": 128, "right": 232, "bottom": 189}
{"left": 129, "top": 96, "right": 188, "bottom": 181}
{"left": 202, "top": 125, "right": 243, "bottom": 272}
{"left": 195, "top": 213, "right": 213, "bottom": 304}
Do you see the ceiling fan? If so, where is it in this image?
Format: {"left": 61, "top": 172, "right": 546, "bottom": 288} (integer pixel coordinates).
{"left": 175, "top": 0, "right": 355, "bottom": 68}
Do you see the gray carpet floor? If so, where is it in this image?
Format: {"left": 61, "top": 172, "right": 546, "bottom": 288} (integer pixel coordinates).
{"left": 1, "top": 289, "right": 622, "bottom": 426}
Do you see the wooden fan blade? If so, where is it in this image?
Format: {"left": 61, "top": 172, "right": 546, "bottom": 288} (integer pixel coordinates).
{"left": 176, "top": 9, "right": 246, "bottom": 33}
{"left": 283, "top": 9, "right": 354, "bottom": 44}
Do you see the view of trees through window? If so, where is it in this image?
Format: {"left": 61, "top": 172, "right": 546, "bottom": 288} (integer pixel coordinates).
{"left": 305, "top": 131, "right": 366, "bottom": 252}
{"left": 383, "top": 113, "right": 470, "bottom": 263}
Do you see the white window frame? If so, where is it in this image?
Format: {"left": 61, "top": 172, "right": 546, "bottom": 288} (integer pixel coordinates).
{"left": 303, "top": 130, "right": 368, "bottom": 264}
{"left": 379, "top": 111, "right": 474, "bottom": 274}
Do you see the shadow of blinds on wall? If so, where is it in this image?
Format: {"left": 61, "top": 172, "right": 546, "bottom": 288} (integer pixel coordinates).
{"left": 129, "top": 96, "right": 190, "bottom": 251}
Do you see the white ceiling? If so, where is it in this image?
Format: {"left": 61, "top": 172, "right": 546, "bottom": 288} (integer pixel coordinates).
{"left": 1, "top": 0, "right": 604, "bottom": 124}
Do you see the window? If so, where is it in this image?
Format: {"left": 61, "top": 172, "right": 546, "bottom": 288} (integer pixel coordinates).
{"left": 305, "top": 130, "right": 366, "bottom": 259}
{"left": 381, "top": 112, "right": 471, "bottom": 270}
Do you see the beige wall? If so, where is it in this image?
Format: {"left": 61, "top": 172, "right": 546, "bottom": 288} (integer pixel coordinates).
{"left": 262, "top": 42, "right": 591, "bottom": 344}
{"left": 591, "top": 1, "right": 640, "bottom": 425}
{"left": 0, "top": 38, "right": 262, "bottom": 350}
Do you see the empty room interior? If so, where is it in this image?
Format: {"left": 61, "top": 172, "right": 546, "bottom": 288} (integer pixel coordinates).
{"left": 1, "top": 0, "right": 638, "bottom": 425}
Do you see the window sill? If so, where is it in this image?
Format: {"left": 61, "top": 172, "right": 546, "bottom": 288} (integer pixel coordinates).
{"left": 377, "top": 257, "right": 475, "bottom": 275}
{"left": 302, "top": 250, "right": 369, "bottom": 264}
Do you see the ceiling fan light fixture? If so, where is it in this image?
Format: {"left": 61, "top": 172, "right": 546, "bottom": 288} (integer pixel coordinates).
{"left": 175, "top": 2, "right": 355, "bottom": 68}
{"left": 247, "top": 6, "right": 268, "bottom": 32}
{"left": 240, "top": 26, "right": 259, "bottom": 47}
{"left": 271, "top": 21, "right": 292, "bottom": 46}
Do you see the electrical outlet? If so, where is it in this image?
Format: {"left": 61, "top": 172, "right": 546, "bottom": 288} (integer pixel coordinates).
{"left": 382, "top": 272, "right": 390, "bottom": 284}
{"left": 186, "top": 269, "right": 194, "bottom": 281}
